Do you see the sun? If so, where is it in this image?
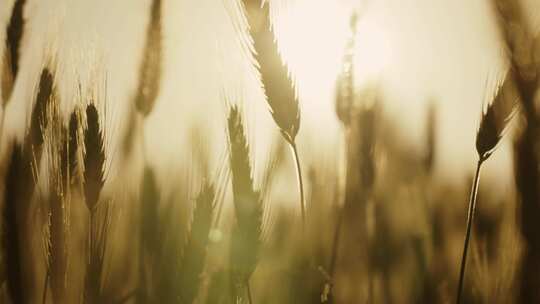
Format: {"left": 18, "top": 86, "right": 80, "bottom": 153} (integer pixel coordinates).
{"left": 272, "top": 1, "right": 348, "bottom": 93}
{"left": 272, "top": 1, "right": 393, "bottom": 116}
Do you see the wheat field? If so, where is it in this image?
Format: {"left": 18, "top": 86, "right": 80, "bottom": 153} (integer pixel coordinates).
{"left": 0, "top": 0, "right": 539, "bottom": 303}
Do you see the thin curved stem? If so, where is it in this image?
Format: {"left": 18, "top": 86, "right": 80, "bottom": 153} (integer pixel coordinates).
{"left": 329, "top": 208, "right": 343, "bottom": 278}
{"left": 326, "top": 129, "right": 350, "bottom": 303}
{"left": 456, "top": 159, "right": 483, "bottom": 304}
{"left": 324, "top": 207, "right": 344, "bottom": 304}
{"left": 289, "top": 141, "right": 306, "bottom": 232}
{"left": 0, "top": 109, "right": 6, "bottom": 150}
{"left": 42, "top": 270, "right": 49, "bottom": 304}
{"left": 246, "top": 279, "right": 253, "bottom": 304}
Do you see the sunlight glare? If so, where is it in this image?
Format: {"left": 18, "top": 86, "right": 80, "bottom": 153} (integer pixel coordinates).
{"left": 273, "top": 1, "right": 393, "bottom": 117}
{"left": 354, "top": 18, "right": 393, "bottom": 84}
{"left": 274, "top": 0, "right": 348, "bottom": 93}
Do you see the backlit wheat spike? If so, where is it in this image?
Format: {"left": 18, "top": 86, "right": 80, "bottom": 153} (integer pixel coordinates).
{"left": 250, "top": 5, "right": 300, "bottom": 143}
{"left": 240, "top": 0, "right": 306, "bottom": 231}
{"left": 475, "top": 75, "right": 516, "bottom": 161}
{"left": 227, "top": 106, "right": 258, "bottom": 221}
{"left": 178, "top": 183, "right": 215, "bottom": 303}
{"left": 83, "top": 104, "right": 105, "bottom": 211}
{"left": 27, "top": 68, "right": 54, "bottom": 155}
{"left": 227, "top": 105, "right": 263, "bottom": 304}
{"left": 135, "top": 0, "right": 163, "bottom": 117}
{"left": 81, "top": 102, "right": 108, "bottom": 302}
{"left": 456, "top": 72, "right": 516, "bottom": 304}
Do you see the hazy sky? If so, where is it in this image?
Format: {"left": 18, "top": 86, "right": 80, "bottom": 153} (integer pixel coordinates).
{"left": 1, "top": 0, "right": 539, "bottom": 195}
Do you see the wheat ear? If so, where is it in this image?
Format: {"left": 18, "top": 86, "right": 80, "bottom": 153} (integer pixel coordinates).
{"left": 27, "top": 68, "right": 54, "bottom": 160}
{"left": 79, "top": 103, "right": 108, "bottom": 303}
{"left": 227, "top": 105, "right": 263, "bottom": 304}
{"left": 240, "top": 0, "right": 305, "bottom": 229}
{"left": 135, "top": 0, "right": 163, "bottom": 117}
{"left": 83, "top": 104, "right": 105, "bottom": 211}
{"left": 456, "top": 74, "right": 516, "bottom": 304}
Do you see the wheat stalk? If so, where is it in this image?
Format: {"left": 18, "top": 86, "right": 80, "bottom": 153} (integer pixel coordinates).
{"left": 45, "top": 102, "right": 70, "bottom": 304}
{"left": 1, "top": 48, "right": 14, "bottom": 106}
{"left": 83, "top": 104, "right": 105, "bottom": 212}
{"left": 491, "top": 2, "right": 540, "bottom": 301}
{"left": 326, "top": 15, "right": 369, "bottom": 299}
{"left": 177, "top": 183, "right": 215, "bottom": 303}
{"left": 329, "top": 8, "right": 360, "bottom": 259}
{"left": 23, "top": 66, "right": 57, "bottom": 303}
{"left": 240, "top": 0, "right": 305, "bottom": 229}
{"left": 121, "top": 106, "right": 138, "bottom": 157}
{"left": 67, "top": 109, "right": 80, "bottom": 184}
{"left": 227, "top": 105, "right": 262, "bottom": 304}
{"left": 76, "top": 103, "right": 108, "bottom": 303}
{"left": 456, "top": 73, "right": 516, "bottom": 304}
{"left": 335, "top": 13, "right": 358, "bottom": 128}
{"left": 1, "top": 66, "right": 55, "bottom": 303}
{"left": 138, "top": 166, "right": 160, "bottom": 303}
{"left": 424, "top": 101, "right": 437, "bottom": 174}
{"left": 126, "top": 17, "right": 164, "bottom": 293}
{"left": 27, "top": 68, "right": 54, "bottom": 159}
{"left": 2, "top": 143, "right": 28, "bottom": 303}
{"left": 135, "top": 0, "right": 163, "bottom": 117}
{"left": 84, "top": 202, "right": 111, "bottom": 304}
